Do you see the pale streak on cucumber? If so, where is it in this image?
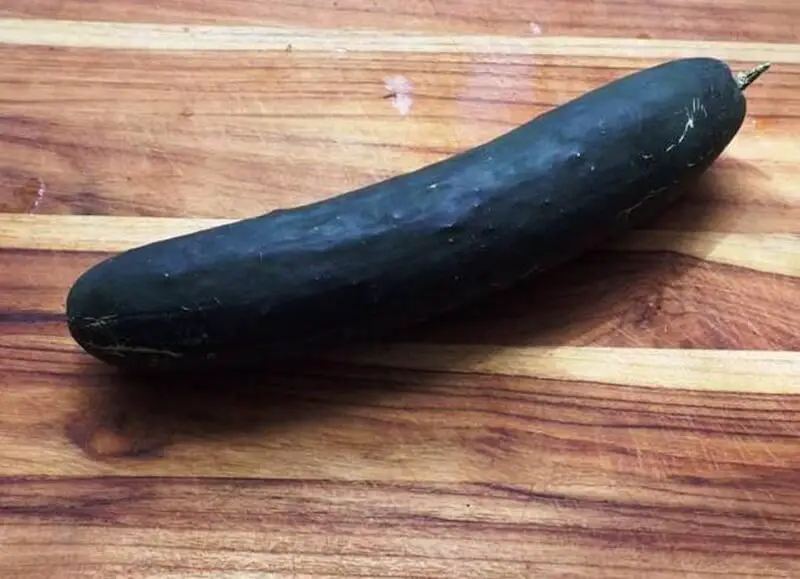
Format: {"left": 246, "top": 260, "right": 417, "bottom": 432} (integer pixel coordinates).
{"left": 735, "top": 62, "right": 771, "bottom": 91}
{"left": 83, "top": 342, "right": 185, "bottom": 359}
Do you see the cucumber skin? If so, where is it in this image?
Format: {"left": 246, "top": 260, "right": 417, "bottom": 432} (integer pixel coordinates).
{"left": 66, "top": 57, "right": 748, "bottom": 371}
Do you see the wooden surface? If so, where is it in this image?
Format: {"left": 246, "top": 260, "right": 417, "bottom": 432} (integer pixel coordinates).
{"left": 2, "top": 1, "right": 800, "bottom": 577}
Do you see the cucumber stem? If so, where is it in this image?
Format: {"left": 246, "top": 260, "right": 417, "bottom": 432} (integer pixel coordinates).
{"left": 735, "top": 62, "right": 771, "bottom": 91}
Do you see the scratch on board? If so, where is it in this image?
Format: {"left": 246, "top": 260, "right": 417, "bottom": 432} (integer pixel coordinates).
{"left": 4, "top": 176, "right": 47, "bottom": 214}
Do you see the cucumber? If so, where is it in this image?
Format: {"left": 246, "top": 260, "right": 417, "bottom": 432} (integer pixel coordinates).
{"left": 65, "top": 57, "right": 768, "bottom": 371}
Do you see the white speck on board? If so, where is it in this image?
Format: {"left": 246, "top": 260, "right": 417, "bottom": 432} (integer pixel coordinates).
{"left": 29, "top": 178, "right": 46, "bottom": 213}
{"left": 384, "top": 75, "right": 414, "bottom": 116}
{"left": 529, "top": 22, "right": 543, "bottom": 35}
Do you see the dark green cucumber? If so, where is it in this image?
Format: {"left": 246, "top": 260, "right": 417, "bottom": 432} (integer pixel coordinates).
{"left": 65, "top": 57, "right": 768, "bottom": 371}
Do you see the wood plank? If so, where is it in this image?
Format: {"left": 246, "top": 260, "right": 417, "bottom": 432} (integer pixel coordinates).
{"left": 0, "top": 19, "right": 797, "bottom": 61}
{"left": 2, "top": 240, "right": 799, "bottom": 351}
{"left": 3, "top": 477, "right": 800, "bottom": 578}
{"left": 0, "top": 46, "right": 789, "bottom": 222}
{"left": 1, "top": 331, "right": 800, "bottom": 480}
{"left": 4, "top": 329, "right": 800, "bottom": 390}
{"left": 332, "top": 343, "right": 800, "bottom": 392}
{"left": 2, "top": 0, "right": 800, "bottom": 43}
{"left": 3, "top": 214, "right": 800, "bottom": 277}
{"left": 2, "top": 20, "right": 798, "bottom": 62}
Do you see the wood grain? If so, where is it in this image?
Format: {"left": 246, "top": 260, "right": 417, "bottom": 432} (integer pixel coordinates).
{"left": 0, "top": 8, "right": 799, "bottom": 579}
{"left": 1, "top": 19, "right": 800, "bottom": 61}
{"left": 0, "top": 45, "right": 790, "bottom": 221}
{"left": 4, "top": 477, "right": 800, "bottom": 579}
{"left": 2, "top": 332, "right": 800, "bottom": 480}
{"left": 4, "top": 0, "right": 800, "bottom": 43}
{"left": 3, "top": 338, "right": 800, "bottom": 576}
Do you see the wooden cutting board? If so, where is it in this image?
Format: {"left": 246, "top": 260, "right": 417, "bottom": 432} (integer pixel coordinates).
{"left": 2, "top": 2, "right": 799, "bottom": 577}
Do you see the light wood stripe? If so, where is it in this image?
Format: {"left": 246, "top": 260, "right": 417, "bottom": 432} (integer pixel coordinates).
{"left": 6, "top": 334, "right": 799, "bottom": 393}
{"left": 326, "top": 343, "right": 800, "bottom": 393}
{"left": 0, "top": 18, "right": 796, "bottom": 64}
{"left": 609, "top": 230, "right": 800, "bottom": 277}
{"left": 0, "top": 213, "right": 797, "bottom": 277}
{"left": 0, "top": 214, "right": 230, "bottom": 253}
